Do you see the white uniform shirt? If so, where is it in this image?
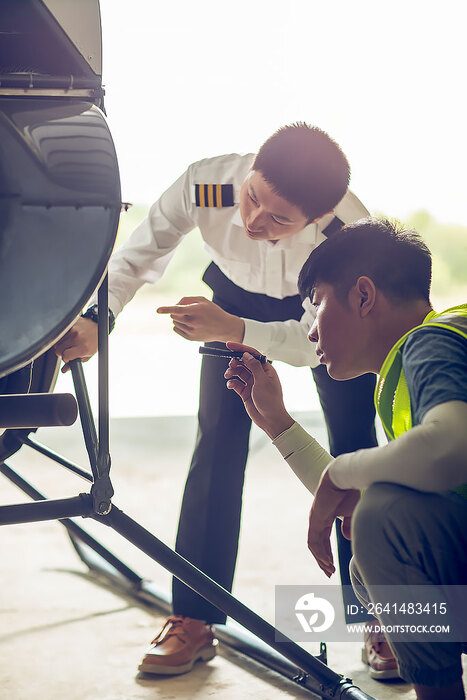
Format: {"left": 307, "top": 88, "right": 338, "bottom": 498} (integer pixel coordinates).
{"left": 104, "top": 153, "right": 369, "bottom": 367}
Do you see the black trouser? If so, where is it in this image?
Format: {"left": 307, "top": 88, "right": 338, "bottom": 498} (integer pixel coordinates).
{"left": 173, "top": 263, "right": 377, "bottom": 623}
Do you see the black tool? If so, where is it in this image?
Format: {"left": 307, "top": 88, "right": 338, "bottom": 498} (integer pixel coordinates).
{"left": 199, "top": 346, "right": 268, "bottom": 363}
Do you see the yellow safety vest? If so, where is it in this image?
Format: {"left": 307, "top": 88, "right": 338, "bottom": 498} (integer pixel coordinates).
{"left": 375, "top": 303, "right": 467, "bottom": 499}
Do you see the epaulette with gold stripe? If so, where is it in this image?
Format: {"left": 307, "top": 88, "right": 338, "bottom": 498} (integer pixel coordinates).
{"left": 195, "top": 183, "right": 234, "bottom": 207}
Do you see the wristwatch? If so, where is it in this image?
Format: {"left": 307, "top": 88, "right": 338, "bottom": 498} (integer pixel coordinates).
{"left": 81, "top": 304, "right": 115, "bottom": 333}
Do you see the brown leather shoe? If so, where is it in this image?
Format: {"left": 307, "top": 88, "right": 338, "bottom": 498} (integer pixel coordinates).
{"left": 138, "top": 616, "right": 218, "bottom": 675}
{"left": 361, "top": 619, "right": 401, "bottom": 680}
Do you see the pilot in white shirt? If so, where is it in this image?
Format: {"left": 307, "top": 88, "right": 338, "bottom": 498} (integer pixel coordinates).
{"left": 107, "top": 151, "right": 368, "bottom": 366}
{"left": 55, "top": 124, "right": 380, "bottom": 676}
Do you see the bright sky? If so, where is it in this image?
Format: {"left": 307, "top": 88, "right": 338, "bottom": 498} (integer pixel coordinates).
{"left": 99, "top": 0, "right": 467, "bottom": 224}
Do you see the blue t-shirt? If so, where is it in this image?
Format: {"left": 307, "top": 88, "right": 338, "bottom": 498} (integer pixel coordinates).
{"left": 402, "top": 326, "right": 467, "bottom": 426}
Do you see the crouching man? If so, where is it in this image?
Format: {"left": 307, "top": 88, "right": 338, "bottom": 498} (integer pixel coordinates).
{"left": 225, "top": 217, "right": 467, "bottom": 700}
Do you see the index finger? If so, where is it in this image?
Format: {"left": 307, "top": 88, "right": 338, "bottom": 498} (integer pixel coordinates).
{"left": 157, "top": 305, "right": 190, "bottom": 315}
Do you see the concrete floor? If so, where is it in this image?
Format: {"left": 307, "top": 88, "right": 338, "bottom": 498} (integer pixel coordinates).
{"left": 1, "top": 412, "right": 465, "bottom": 700}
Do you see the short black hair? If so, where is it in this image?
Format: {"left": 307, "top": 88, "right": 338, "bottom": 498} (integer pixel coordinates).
{"left": 298, "top": 217, "right": 432, "bottom": 304}
{"left": 253, "top": 123, "right": 350, "bottom": 222}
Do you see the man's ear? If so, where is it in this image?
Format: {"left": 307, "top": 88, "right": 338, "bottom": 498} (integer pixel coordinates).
{"left": 309, "top": 210, "right": 333, "bottom": 225}
{"left": 350, "top": 276, "right": 376, "bottom": 317}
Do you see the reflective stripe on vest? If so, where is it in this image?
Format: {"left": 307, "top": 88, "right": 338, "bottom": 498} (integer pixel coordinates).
{"left": 375, "top": 303, "right": 467, "bottom": 498}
